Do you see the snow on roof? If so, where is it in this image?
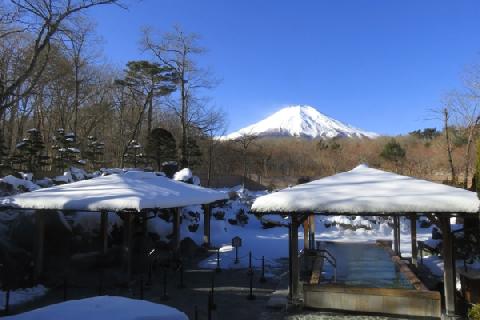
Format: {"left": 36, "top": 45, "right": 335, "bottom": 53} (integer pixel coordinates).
{"left": 4, "top": 296, "right": 188, "bottom": 320}
{"left": 252, "top": 164, "right": 480, "bottom": 214}
{"left": 0, "top": 171, "right": 228, "bottom": 212}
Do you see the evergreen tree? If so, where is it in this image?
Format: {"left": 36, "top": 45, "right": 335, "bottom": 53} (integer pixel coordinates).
{"left": 145, "top": 128, "right": 177, "bottom": 171}
{"left": 185, "top": 137, "right": 202, "bottom": 168}
{"left": 84, "top": 136, "right": 105, "bottom": 171}
{"left": 52, "top": 129, "right": 84, "bottom": 171}
{"left": 380, "top": 139, "right": 406, "bottom": 165}
{"left": 0, "top": 134, "right": 10, "bottom": 175}
{"left": 12, "top": 128, "right": 49, "bottom": 176}
{"left": 123, "top": 140, "right": 145, "bottom": 168}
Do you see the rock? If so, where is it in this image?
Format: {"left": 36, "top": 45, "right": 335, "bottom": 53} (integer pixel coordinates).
{"left": 180, "top": 237, "right": 199, "bottom": 258}
{"left": 188, "top": 224, "right": 199, "bottom": 232}
{"left": 0, "top": 234, "right": 32, "bottom": 289}
{"left": 228, "top": 191, "right": 239, "bottom": 200}
{"left": 213, "top": 211, "right": 225, "bottom": 220}
{"left": 432, "top": 227, "right": 442, "bottom": 240}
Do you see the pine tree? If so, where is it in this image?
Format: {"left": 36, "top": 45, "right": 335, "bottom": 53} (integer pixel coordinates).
{"left": 12, "top": 128, "right": 49, "bottom": 176}
{"left": 380, "top": 139, "right": 406, "bottom": 164}
{"left": 145, "top": 128, "right": 177, "bottom": 171}
{"left": 84, "top": 136, "right": 105, "bottom": 171}
{"left": 52, "top": 129, "right": 84, "bottom": 171}
{"left": 0, "top": 134, "right": 11, "bottom": 175}
{"left": 185, "top": 137, "right": 202, "bottom": 168}
{"left": 123, "top": 140, "right": 145, "bottom": 168}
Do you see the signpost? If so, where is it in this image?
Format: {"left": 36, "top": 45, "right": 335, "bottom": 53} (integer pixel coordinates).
{"left": 232, "top": 236, "right": 242, "bottom": 264}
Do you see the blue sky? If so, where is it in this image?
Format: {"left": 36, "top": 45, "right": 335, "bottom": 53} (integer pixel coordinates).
{"left": 88, "top": 0, "right": 480, "bottom": 135}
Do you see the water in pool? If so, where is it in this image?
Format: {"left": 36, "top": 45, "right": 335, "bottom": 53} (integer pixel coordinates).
{"left": 320, "top": 242, "right": 413, "bottom": 289}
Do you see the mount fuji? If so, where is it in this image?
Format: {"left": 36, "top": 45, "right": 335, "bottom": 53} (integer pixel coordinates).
{"left": 223, "top": 105, "right": 378, "bottom": 140}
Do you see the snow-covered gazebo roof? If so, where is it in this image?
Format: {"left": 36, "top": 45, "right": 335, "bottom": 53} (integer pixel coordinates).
{"left": 0, "top": 171, "right": 228, "bottom": 212}
{"left": 252, "top": 164, "right": 480, "bottom": 215}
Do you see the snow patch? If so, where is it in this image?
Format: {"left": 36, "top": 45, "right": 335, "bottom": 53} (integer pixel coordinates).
{"left": 3, "top": 296, "right": 188, "bottom": 320}
{"left": 0, "top": 286, "right": 48, "bottom": 311}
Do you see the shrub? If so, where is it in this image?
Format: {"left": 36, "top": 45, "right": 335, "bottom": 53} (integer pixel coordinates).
{"left": 469, "top": 304, "right": 480, "bottom": 320}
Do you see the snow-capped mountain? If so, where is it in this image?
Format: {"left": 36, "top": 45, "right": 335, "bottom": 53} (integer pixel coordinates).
{"left": 223, "top": 105, "right": 378, "bottom": 140}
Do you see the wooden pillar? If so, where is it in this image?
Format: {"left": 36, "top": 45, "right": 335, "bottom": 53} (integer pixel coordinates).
{"left": 34, "top": 210, "right": 45, "bottom": 282}
{"left": 410, "top": 213, "right": 418, "bottom": 267}
{"left": 203, "top": 204, "right": 211, "bottom": 247}
{"left": 393, "top": 216, "right": 400, "bottom": 256}
{"left": 290, "top": 216, "right": 300, "bottom": 302}
{"left": 440, "top": 216, "right": 457, "bottom": 318}
{"left": 123, "top": 213, "right": 133, "bottom": 281}
{"left": 100, "top": 211, "right": 108, "bottom": 255}
{"left": 309, "top": 215, "right": 316, "bottom": 249}
{"left": 173, "top": 208, "right": 181, "bottom": 252}
{"left": 303, "top": 217, "right": 309, "bottom": 250}
{"left": 288, "top": 222, "right": 292, "bottom": 300}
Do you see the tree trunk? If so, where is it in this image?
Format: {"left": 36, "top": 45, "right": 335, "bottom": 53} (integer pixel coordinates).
{"left": 147, "top": 94, "right": 153, "bottom": 134}
{"left": 444, "top": 108, "right": 456, "bottom": 184}
{"left": 463, "top": 117, "right": 479, "bottom": 188}
{"left": 73, "top": 63, "right": 80, "bottom": 138}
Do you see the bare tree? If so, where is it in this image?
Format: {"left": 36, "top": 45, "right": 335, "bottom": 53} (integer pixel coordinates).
{"left": 443, "top": 107, "right": 457, "bottom": 184}
{"left": 234, "top": 132, "right": 259, "bottom": 187}
{"left": 142, "top": 25, "right": 218, "bottom": 168}
{"left": 203, "top": 107, "right": 226, "bottom": 186}
{"left": 0, "top": 0, "right": 122, "bottom": 115}
{"left": 447, "top": 92, "right": 480, "bottom": 187}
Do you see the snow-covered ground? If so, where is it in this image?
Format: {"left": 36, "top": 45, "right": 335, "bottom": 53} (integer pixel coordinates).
{"left": 0, "top": 286, "right": 48, "bottom": 311}
{"left": 197, "top": 213, "right": 434, "bottom": 271}
{"left": 3, "top": 296, "right": 187, "bottom": 320}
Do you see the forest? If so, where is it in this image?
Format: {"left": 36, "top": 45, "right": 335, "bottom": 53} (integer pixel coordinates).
{"left": 1, "top": 0, "right": 480, "bottom": 189}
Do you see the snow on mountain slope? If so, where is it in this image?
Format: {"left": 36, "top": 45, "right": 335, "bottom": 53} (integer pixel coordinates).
{"left": 223, "top": 105, "right": 378, "bottom": 139}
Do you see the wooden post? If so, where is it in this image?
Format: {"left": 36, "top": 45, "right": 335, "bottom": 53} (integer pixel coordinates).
{"left": 303, "top": 217, "right": 309, "bottom": 250}
{"left": 410, "top": 213, "right": 417, "bottom": 267}
{"left": 100, "top": 211, "right": 108, "bottom": 255}
{"left": 440, "top": 216, "right": 457, "bottom": 318}
{"left": 173, "top": 208, "right": 181, "bottom": 251}
{"left": 290, "top": 216, "right": 300, "bottom": 303}
{"left": 34, "top": 210, "right": 45, "bottom": 282}
{"left": 203, "top": 204, "right": 211, "bottom": 247}
{"left": 309, "top": 215, "right": 316, "bottom": 249}
{"left": 393, "top": 216, "right": 400, "bottom": 255}
{"left": 288, "top": 223, "right": 292, "bottom": 300}
{"left": 123, "top": 213, "right": 133, "bottom": 281}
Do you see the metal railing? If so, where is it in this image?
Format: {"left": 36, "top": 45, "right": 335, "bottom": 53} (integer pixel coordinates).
{"left": 318, "top": 249, "right": 337, "bottom": 283}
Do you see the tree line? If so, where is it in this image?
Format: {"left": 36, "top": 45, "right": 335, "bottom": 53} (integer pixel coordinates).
{"left": 0, "top": 1, "right": 225, "bottom": 181}
{"left": 1, "top": 1, "right": 479, "bottom": 190}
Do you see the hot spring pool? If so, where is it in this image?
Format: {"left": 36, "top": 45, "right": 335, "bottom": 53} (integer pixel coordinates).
{"left": 320, "top": 242, "right": 413, "bottom": 289}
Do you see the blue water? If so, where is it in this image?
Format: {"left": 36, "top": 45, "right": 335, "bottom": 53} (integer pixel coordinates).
{"left": 321, "top": 242, "right": 413, "bottom": 289}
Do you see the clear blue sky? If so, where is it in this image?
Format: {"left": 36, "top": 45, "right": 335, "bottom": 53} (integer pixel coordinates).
{"left": 88, "top": 0, "right": 480, "bottom": 135}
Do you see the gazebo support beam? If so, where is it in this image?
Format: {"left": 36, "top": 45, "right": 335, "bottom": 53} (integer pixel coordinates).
{"left": 34, "top": 210, "right": 46, "bottom": 282}
{"left": 303, "top": 217, "right": 309, "bottom": 250}
{"left": 173, "top": 208, "right": 181, "bottom": 252}
{"left": 290, "top": 216, "right": 300, "bottom": 303}
{"left": 124, "top": 213, "right": 134, "bottom": 281}
{"left": 440, "top": 216, "right": 457, "bottom": 319}
{"left": 393, "top": 216, "right": 401, "bottom": 256}
{"left": 410, "top": 213, "right": 417, "bottom": 267}
{"left": 203, "top": 204, "right": 211, "bottom": 248}
{"left": 309, "top": 215, "right": 315, "bottom": 249}
{"left": 100, "top": 211, "right": 108, "bottom": 255}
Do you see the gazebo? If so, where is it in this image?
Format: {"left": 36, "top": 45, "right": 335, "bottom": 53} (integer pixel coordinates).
{"left": 0, "top": 171, "right": 228, "bottom": 280}
{"left": 252, "top": 164, "right": 480, "bottom": 319}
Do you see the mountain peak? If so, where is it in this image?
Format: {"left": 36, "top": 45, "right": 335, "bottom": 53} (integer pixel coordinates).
{"left": 223, "top": 105, "right": 378, "bottom": 140}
